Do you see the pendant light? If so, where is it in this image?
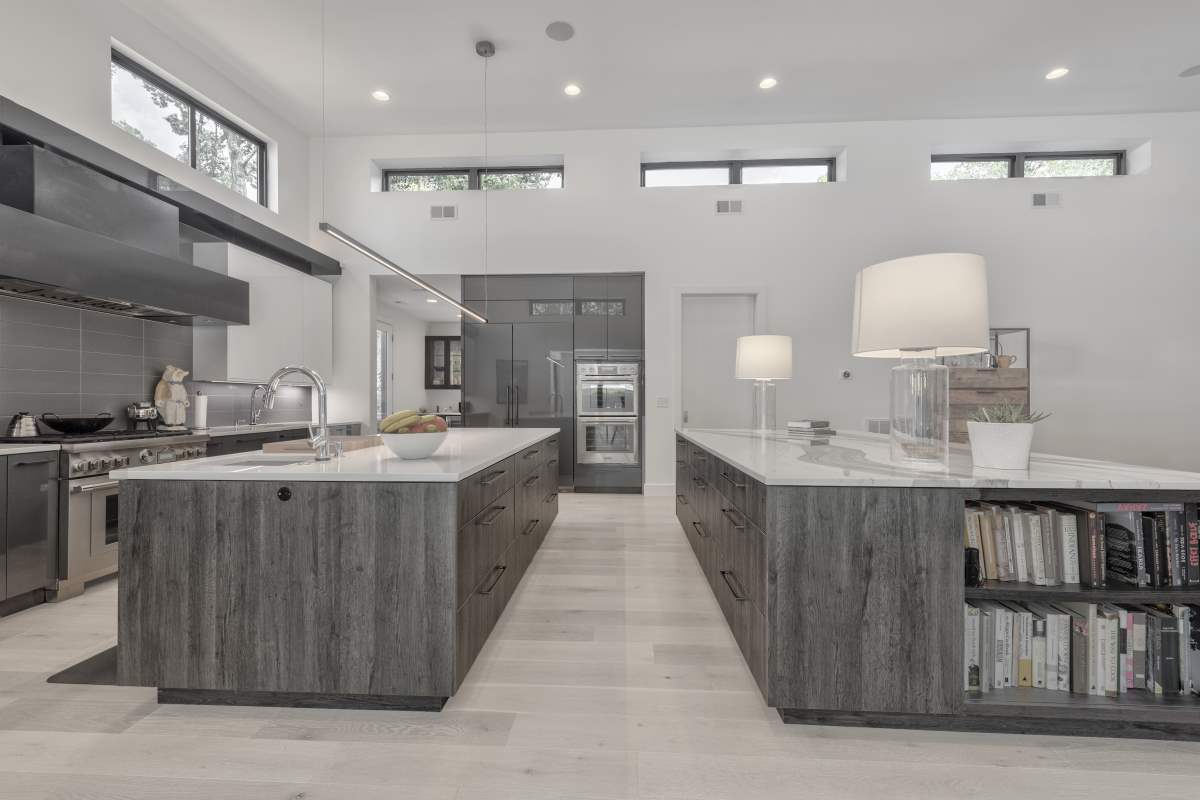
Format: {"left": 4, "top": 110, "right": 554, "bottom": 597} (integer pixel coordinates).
{"left": 315, "top": 1, "right": 487, "bottom": 323}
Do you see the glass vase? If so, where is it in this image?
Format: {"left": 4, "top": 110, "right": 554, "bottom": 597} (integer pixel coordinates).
{"left": 889, "top": 350, "right": 949, "bottom": 467}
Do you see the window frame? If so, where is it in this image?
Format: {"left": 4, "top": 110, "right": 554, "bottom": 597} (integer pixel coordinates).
{"left": 382, "top": 165, "right": 565, "bottom": 191}
{"left": 424, "top": 335, "right": 462, "bottom": 390}
{"left": 111, "top": 50, "right": 268, "bottom": 206}
{"left": 640, "top": 157, "right": 836, "bottom": 187}
{"left": 930, "top": 150, "right": 1126, "bottom": 179}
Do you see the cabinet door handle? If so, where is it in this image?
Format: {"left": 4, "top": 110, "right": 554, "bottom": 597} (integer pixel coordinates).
{"left": 522, "top": 449, "right": 540, "bottom": 460}
{"left": 479, "top": 469, "right": 507, "bottom": 486}
{"left": 719, "top": 472, "right": 745, "bottom": 489}
{"left": 12, "top": 459, "right": 52, "bottom": 467}
{"left": 693, "top": 454, "right": 708, "bottom": 461}
{"left": 720, "top": 570, "right": 748, "bottom": 602}
{"left": 522, "top": 474, "right": 540, "bottom": 488}
{"left": 721, "top": 508, "right": 746, "bottom": 530}
{"left": 692, "top": 521, "right": 708, "bottom": 539}
{"left": 676, "top": 459, "right": 686, "bottom": 466}
{"left": 477, "top": 505, "right": 507, "bottom": 526}
{"left": 479, "top": 565, "right": 507, "bottom": 595}
{"left": 72, "top": 480, "right": 121, "bottom": 494}
{"left": 693, "top": 477, "right": 707, "bottom": 490}
{"left": 521, "top": 519, "right": 540, "bottom": 536}
{"left": 547, "top": 459, "right": 558, "bottom": 469}
{"left": 544, "top": 492, "right": 558, "bottom": 504}
{"left": 676, "top": 493, "right": 689, "bottom": 505}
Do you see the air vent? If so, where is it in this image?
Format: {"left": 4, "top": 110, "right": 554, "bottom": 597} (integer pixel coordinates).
{"left": 715, "top": 199, "right": 743, "bottom": 215}
{"left": 1031, "top": 192, "right": 1061, "bottom": 209}
{"left": 430, "top": 205, "right": 458, "bottom": 220}
{"left": 866, "top": 418, "right": 890, "bottom": 435}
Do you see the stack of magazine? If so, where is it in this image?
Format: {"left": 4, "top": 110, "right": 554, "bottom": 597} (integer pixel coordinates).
{"left": 786, "top": 420, "right": 835, "bottom": 439}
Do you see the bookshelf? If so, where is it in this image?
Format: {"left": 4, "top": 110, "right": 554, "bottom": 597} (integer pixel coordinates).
{"left": 674, "top": 428, "right": 1200, "bottom": 741}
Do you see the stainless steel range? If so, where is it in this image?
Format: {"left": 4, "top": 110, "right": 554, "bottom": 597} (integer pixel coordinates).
{"left": 0, "top": 431, "right": 209, "bottom": 600}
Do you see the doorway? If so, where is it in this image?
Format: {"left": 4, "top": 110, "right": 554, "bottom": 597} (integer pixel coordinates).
{"left": 375, "top": 321, "right": 394, "bottom": 423}
{"left": 681, "top": 293, "right": 757, "bottom": 429}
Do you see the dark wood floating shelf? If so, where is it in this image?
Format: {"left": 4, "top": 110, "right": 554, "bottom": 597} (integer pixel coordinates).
{"left": 962, "top": 688, "right": 1200, "bottom": 739}
{"left": 966, "top": 580, "right": 1200, "bottom": 604}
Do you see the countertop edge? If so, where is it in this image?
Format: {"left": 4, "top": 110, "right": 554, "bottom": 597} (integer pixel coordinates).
{"left": 0, "top": 443, "right": 61, "bottom": 455}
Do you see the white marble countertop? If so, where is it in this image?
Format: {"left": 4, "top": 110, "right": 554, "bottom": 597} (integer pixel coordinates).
{"left": 0, "top": 443, "right": 60, "bottom": 456}
{"left": 196, "top": 420, "right": 362, "bottom": 437}
{"left": 113, "top": 428, "right": 557, "bottom": 482}
{"left": 677, "top": 428, "right": 1200, "bottom": 490}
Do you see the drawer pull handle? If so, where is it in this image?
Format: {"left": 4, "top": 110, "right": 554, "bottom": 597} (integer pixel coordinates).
{"left": 692, "top": 521, "right": 708, "bottom": 539}
{"left": 544, "top": 492, "right": 558, "bottom": 504}
{"left": 523, "top": 474, "right": 540, "bottom": 488}
{"left": 694, "top": 454, "right": 708, "bottom": 461}
{"left": 721, "top": 570, "right": 748, "bottom": 602}
{"left": 676, "top": 459, "right": 686, "bottom": 466}
{"left": 719, "top": 472, "right": 745, "bottom": 489}
{"left": 676, "top": 494, "right": 689, "bottom": 505}
{"left": 721, "top": 508, "right": 746, "bottom": 530}
{"left": 521, "top": 519, "right": 540, "bottom": 536}
{"left": 479, "top": 469, "right": 507, "bottom": 486}
{"left": 693, "top": 477, "right": 707, "bottom": 489}
{"left": 479, "top": 565, "right": 507, "bottom": 595}
{"left": 478, "top": 505, "right": 507, "bottom": 526}
{"left": 523, "top": 449, "right": 540, "bottom": 459}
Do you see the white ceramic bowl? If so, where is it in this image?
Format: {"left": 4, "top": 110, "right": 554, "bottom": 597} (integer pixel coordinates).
{"left": 380, "top": 431, "right": 448, "bottom": 460}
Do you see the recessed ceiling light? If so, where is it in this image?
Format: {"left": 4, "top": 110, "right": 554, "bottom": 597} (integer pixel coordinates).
{"left": 1181, "top": 64, "right": 1200, "bottom": 78}
{"left": 546, "top": 21, "right": 575, "bottom": 42}
{"left": 563, "top": 83, "right": 582, "bottom": 96}
{"left": 425, "top": 297, "right": 438, "bottom": 303}
{"left": 371, "top": 89, "right": 391, "bottom": 102}
{"left": 1044, "top": 67, "right": 1070, "bottom": 80}
{"left": 758, "top": 76, "right": 778, "bottom": 90}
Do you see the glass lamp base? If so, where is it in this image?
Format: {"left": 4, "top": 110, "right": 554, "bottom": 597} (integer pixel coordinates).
{"left": 751, "top": 380, "right": 777, "bottom": 433}
{"left": 889, "top": 353, "right": 949, "bottom": 468}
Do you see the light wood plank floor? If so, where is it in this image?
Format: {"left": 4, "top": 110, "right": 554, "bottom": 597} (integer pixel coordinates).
{"left": 2, "top": 494, "right": 1199, "bottom": 798}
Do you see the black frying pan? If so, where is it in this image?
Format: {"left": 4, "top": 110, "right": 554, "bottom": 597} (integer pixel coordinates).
{"left": 40, "top": 412, "right": 115, "bottom": 435}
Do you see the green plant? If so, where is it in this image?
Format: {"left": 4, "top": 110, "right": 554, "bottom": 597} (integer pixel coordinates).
{"left": 971, "top": 403, "right": 1051, "bottom": 424}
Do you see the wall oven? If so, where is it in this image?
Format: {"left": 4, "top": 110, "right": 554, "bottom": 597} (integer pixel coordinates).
{"left": 577, "top": 416, "right": 639, "bottom": 465}
{"left": 576, "top": 363, "right": 639, "bottom": 416}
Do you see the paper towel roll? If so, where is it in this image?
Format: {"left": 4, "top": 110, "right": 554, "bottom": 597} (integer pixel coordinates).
{"left": 193, "top": 393, "right": 208, "bottom": 430}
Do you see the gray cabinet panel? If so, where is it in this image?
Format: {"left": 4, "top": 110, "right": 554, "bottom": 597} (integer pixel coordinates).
{"left": 5, "top": 451, "right": 56, "bottom": 598}
{"left": 0, "top": 456, "right": 6, "bottom": 600}
{"left": 605, "top": 274, "right": 644, "bottom": 359}
{"left": 462, "top": 322, "right": 514, "bottom": 427}
{"left": 572, "top": 276, "right": 608, "bottom": 360}
{"left": 462, "top": 275, "right": 574, "bottom": 301}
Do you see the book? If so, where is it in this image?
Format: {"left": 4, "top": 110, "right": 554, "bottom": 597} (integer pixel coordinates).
{"left": 1168, "top": 509, "right": 1188, "bottom": 588}
{"left": 978, "top": 602, "right": 995, "bottom": 692}
{"left": 1127, "top": 608, "right": 1148, "bottom": 690}
{"left": 1064, "top": 605, "right": 1090, "bottom": 695}
{"left": 1007, "top": 508, "right": 1030, "bottom": 584}
{"left": 1188, "top": 605, "right": 1200, "bottom": 695}
{"left": 1037, "top": 507, "right": 1061, "bottom": 586}
{"left": 1143, "top": 606, "right": 1182, "bottom": 695}
{"left": 1001, "top": 602, "right": 1033, "bottom": 687}
{"left": 1031, "top": 614, "right": 1048, "bottom": 689}
{"left": 1099, "top": 605, "right": 1120, "bottom": 697}
{"left": 977, "top": 509, "right": 999, "bottom": 581}
{"left": 981, "top": 504, "right": 1014, "bottom": 582}
{"left": 1175, "top": 606, "right": 1191, "bottom": 695}
{"left": 1024, "top": 510, "right": 1047, "bottom": 586}
{"left": 1052, "top": 504, "right": 1106, "bottom": 588}
{"left": 964, "top": 603, "right": 982, "bottom": 691}
{"left": 1043, "top": 506, "right": 1081, "bottom": 585}
{"left": 1103, "top": 511, "right": 1147, "bottom": 586}
{"left": 786, "top": 419, "right": 829, "bottom": 429}
{"left": 1187, "top": 507, "right": 1200, "bottom": 586}
{"left": 1146, "top": 512, "right": 1170, "bottom": 587}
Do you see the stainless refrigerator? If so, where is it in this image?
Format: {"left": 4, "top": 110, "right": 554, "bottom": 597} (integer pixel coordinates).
{"left": 462, "top": 322, "right": 574, "bottom": 487}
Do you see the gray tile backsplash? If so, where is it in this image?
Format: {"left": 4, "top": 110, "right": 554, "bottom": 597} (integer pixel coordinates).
{"left": 0, "top": 296, "right": 311, "bottom": 431}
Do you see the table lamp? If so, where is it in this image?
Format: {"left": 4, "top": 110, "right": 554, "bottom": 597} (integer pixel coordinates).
{"left": 735, "top": 335, "right": 792, "bottom": 433}
{"left": 851, "top": 253, "right": 989, "bottom": 466}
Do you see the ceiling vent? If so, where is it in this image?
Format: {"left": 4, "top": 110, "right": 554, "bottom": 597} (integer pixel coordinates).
{"left": 715, "top": 199, "right": 743, "bottom": 215}
{"left": 430, "top": 205, "right": 458, "bottom": 221}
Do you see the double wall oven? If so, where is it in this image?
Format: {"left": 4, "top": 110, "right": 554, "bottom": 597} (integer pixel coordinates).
{"left": 576, "top": 363, "right": 640, "bottom": 465}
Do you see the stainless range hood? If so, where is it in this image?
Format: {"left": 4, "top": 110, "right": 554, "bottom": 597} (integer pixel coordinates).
{"left": 0, "top": 145, "right": 249, "bottom": 325}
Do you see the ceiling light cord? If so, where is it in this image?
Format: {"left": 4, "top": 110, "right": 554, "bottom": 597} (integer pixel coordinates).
{"left": 482, "top": 47, "right": 489, "bottom": 316}
{"left": 320, "top": 0, "right": 326, "bottom": 223}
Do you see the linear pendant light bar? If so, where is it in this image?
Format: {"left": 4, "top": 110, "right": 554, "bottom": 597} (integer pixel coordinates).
{"left": 319, "top": 222, "right": 487, "bottom": 323}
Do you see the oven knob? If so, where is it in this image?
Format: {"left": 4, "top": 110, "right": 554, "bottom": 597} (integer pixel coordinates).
{"left": 138, "top": 449, "right": 155, "bottom": 465}
{"left": 71, "top": 461, "right": 85, "bottom": 473}
{"left": 87, "top": 459, "right": 98, "bottom": 471}
{"left": 100, "top": 458, "right": 112, "bottom": 469}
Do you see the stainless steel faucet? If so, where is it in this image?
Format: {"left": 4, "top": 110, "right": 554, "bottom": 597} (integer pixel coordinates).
{"left": 264, "top": 365, "right": 332, "bottom": 461}
{"left": 250, "top": 384, "right": 268, "bottom": 425}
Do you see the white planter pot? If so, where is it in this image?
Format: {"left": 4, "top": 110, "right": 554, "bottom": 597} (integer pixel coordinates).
{"left": 967, "top": 421, "right": 1035, "bottom": 470}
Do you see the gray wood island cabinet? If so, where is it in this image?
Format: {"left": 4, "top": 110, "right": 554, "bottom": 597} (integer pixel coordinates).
{"left": 114, "top": 428, "right": 559, "bottom": 709}
{"left": 676, "top": 428, "right": 1200, "bottom": 740}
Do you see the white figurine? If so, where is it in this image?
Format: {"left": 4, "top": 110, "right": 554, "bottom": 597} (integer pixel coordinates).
{"left": 153, "top": 365, "right": 191, "bottom": 430}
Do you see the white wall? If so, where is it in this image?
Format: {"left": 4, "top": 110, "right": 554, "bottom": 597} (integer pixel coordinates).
{"left": 0, "top": 0, "right": 309, "bottom": 241}
{"left": 315, "top": 112, "right": 1200, "bottom": 489}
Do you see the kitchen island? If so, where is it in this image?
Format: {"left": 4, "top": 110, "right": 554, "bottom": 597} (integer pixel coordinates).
{"left": 114, "top": 428, "right": 560, "bottom": 709}
{"left": 676, "top": 428, "right": 1200, "bottom": 740}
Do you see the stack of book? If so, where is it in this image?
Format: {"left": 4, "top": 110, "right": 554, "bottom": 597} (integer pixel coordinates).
{"left": 965, "top": 502, "right": 1200, "bottom": 588}
{"left": 786, "top": 420, "right": 835, "bottom": 439}
{"left": 964, "top": 601, "right": 1200, "bottom": 697}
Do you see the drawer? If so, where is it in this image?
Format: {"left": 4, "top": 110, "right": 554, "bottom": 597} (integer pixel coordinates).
{"left": 949, "top": 389, "right": 1027, "bottom": 407}
{"left": 458, "top": 456, "right": 516, "bottom": 525}
{"left": 715, "top": 566, "right": 767, "bottom": 696}
{"left": 713, "top": 460, "right": 747, "bottom": 511}
{"left": 675, "top": 435, "right": 689, "bottom": 462}
{"left": 454, "top": 540, "right": 519, "bottom": 688}
{"left": 456, "top": 489, "right": 515, "bottom": 608}
{"left": 688, "top": 444, "right": 712, "bottom": 483}
{"left": 676, "top": 457, "right": 691, "bottom": 500}
{"left": 540, "top": 482, "right": 560, "bottom": 526}
{"left": 948, "top": 367, "right": 1028, "bottom": 390}
{"left": 516, "top": 442, "right": 547, "bottom": 480}
{"left": 723, "top": 515, "right": 766, "bottom": 614}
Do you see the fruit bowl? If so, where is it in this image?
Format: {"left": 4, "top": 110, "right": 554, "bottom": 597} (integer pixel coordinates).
{"left": 381, "top": 431, "right": 447, "bottom": 460}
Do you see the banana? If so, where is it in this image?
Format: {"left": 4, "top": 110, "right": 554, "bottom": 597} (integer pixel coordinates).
{"left": 379, "top": 410, "right": 417, "bottom": 430}
{"left": 382, "top": 414, "right": 420, "bottom": 433}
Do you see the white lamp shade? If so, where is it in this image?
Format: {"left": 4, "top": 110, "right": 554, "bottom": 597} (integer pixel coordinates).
{"left": 735, "top": 335, "right": 793, "bottom": 380}
{"left": 851, "top": 252, "right": 990, "bottom": 358}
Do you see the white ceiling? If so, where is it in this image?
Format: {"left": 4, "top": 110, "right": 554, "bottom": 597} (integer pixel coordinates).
{"left": 375, "top": 275, "right": 464, "bottom": 322}
{"left": 121, "top": 0, "right": 1200, "bottom": 135}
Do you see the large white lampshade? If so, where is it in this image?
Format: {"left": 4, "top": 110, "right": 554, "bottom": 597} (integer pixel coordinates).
{"left": 851, "top": 253, "right": 989, "bottom": 358}
{"left": 735, "top": 335, "right": 793, "bottom": 380}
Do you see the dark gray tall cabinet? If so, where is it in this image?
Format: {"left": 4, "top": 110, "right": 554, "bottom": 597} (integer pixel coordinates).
{"left": 1, "top": 451, "right": 57, "bottom": 610}
{"left": 461, "top": 273, "right": 644, "bottom": 491}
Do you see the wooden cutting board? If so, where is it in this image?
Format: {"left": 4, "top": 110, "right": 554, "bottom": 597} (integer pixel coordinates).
{"left": 262, "top": 435, "right": 381, "bottom": 454}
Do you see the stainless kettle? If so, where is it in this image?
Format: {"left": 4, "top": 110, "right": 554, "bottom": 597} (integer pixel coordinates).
{"left": 6, "top": 412, "right": 38, "bottom": 438}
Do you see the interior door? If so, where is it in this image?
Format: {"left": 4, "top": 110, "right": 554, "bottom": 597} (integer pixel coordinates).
{"left": 513, "top": 322, "right": 574, "bottom": 483}
{"left": 462, "top": 323, "right": 514, "bottom": 427}
{"left": 681, "top": 293, "right": 756, "bottom": 429}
